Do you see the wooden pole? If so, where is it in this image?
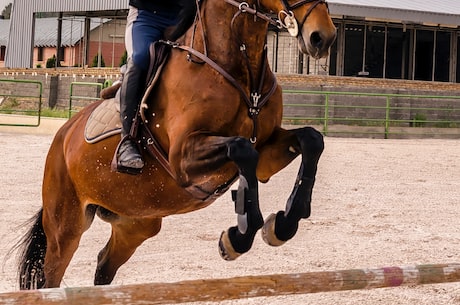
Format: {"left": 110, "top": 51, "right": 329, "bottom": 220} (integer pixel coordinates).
{"left": 1, "top": 263, "right": 459, "bottom": 304}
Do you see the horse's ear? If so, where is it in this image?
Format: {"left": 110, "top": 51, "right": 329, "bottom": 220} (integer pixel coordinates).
{"left": 164, "top": 0, "right": 197, "bottom": 41}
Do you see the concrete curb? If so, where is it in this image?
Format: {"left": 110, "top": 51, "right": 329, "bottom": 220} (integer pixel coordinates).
{"left": 0, "top": 116, "right": 67, "bottom": 135}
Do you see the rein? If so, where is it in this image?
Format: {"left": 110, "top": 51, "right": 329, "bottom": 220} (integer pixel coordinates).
{"left": 225, "top": 0, "right": 328, "bottom": 37}
{"left": 164, "top": 41, "right": 278, "bottom": 144}
{"left": 160, "top": 0, "right": 327, "bottom": 144}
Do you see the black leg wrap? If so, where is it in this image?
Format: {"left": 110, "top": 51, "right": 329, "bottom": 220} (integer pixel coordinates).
{"left": 273, "top": 210, "right": 299, "bottom": 242}
{"left": 263, "top": 127, "right": 323, "bottom": 246}
{"left": 226, "top": 226, "right": 258, "bottom": 254}
{"left": 219, "top": 137, "right": 263, "bottom": 259}
{"left": 273, "top": 176, "right": 315, "bottom": 241}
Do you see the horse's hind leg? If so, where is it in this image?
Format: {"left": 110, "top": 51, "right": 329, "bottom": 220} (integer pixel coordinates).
{"left": 94, "top": 215, "right": 162, "bottom": 285}
{"left": 42, "top": 197, "right": 93, "bottom": 287}
{"left": 218, "top": 137, "right": 264, "bottom": 260}
{"left": 40, "top": 149, "right": 96, "bottom": 288}
{"left": 258, "top": 127, "right": 324, "bottom": 246}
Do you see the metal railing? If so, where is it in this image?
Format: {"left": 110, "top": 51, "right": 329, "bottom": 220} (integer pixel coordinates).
{"left": 0, "top": 79, "right": 43, "bottom": 127}
{"left": 282, "top": 89, "right": 460, "bottom": 138}
{"left": 4, "top": 79, "right": 457, "bottom": 139}
{"left": 69, "top": 82, "right": 103, "bottom": 118}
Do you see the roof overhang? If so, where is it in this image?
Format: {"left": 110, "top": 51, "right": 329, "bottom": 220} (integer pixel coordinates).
{"left": 329, "top": 2, "right": 460, "bottom": 28}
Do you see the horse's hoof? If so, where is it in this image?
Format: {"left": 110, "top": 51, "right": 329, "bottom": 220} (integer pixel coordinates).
{"left": 218, "top": 230, "right": 241, "bottom": 261}
{"left": 261, "top": 213, "right": 286, "bottom": 247}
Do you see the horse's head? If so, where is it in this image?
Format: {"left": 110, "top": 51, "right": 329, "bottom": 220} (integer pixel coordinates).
{"left": 262, "top": 0, "right": 336, "bottom": 59}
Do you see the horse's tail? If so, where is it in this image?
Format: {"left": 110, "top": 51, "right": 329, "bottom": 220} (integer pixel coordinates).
{"left": 16, "top": 209, "right": 47, "bottom": 290}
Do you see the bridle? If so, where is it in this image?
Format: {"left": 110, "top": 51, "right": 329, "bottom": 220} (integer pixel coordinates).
{"left": 164, "top": 0, "right": 329, "bottom": 143}
{"left": 225, "top": 0, "right": 328, "bottom": 37}
{"left": 278, "top": 0, "right": 328, "bottom": 37}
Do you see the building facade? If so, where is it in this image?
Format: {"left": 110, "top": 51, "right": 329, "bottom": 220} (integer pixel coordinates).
{"left": 3, "top": 0, "right": 460, "bottom": 83}
{"left": 268, "top": 0, "right": 460, "bottom": 83}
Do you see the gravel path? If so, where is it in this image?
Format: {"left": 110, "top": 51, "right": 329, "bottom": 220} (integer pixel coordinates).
{"left": 0, "top": 129, "right": 459, "bottom": 304}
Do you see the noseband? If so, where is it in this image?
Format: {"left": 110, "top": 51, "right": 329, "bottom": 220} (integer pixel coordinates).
{"left": 224, "top": 0, "right": 328, "bottom": 37}
{"left": 278, "top": 0, "right": 328, "bottom": 37}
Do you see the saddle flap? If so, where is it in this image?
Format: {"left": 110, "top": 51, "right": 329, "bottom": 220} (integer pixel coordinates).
{"left": 146, "top": 41, "right": 172, "bottom": 87}
{"left": 84, "top": 98, "right": 121, "bottom": 143}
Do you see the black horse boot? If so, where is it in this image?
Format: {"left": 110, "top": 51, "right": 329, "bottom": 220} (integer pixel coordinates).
{"left": 116, "top": 59, "right": 146, "bottom": 174}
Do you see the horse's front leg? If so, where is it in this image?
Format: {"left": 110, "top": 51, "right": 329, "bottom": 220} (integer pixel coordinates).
{"left": 170, "top": 134, "right": 264, "bottom": 261}
{"left": 257, "top": 127, "right": 324, "bottom": 247}
{"left": 218, "top": 137, "right": 264, "bottom": 260}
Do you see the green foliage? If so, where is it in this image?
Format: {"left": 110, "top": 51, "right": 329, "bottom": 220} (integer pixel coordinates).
{"left": 91, "top": 53, "right": 106, "bottom": 67}
{"left": 40, "top": 107, "right": 69, "bottom": 118}
{"left": 1, "top": 3, "right": 12, "bottom": 19}
{"left": 412, "top": 113, "right": 427, "bottom": 127}
{"left": 46, "top": 55, "right": 58, "bottom": 68}
{"left": 119, "top": 50, "right": 127, "bottom": 67}
{"left": 0, "top": 97, "right": 19, "bottom": 110}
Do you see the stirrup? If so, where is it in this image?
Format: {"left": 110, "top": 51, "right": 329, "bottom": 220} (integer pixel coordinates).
{"left": 111, "top": 136, "right": 144, "bottom": 175}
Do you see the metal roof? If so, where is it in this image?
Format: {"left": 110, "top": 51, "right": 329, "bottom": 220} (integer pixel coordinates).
{"left": 4, "top": 0, "right": 460, "bottom": 68}
{"left": 329, "top": 0, "right": 460, "bottom": 26}
{"left": 34, "top": 18, "right": 107, "bottom": 47}
{"left": 6, "top": 0, "right": 127, "bottom": 67}
{"left": 0, "top": 19, "right": 8, "bottom": 46}
{"left": 0, "top": 18, "right": 107, "bottom": 47}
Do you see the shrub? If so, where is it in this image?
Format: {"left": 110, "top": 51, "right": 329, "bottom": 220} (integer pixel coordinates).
{"left": 46, "top": 55, "right": 57, "bottom": 68}
{"left": 119, "top": 50, "right": 127, "bottom": 67}
{"left": 91, "top": 53, "right": 106, "bottom": 67}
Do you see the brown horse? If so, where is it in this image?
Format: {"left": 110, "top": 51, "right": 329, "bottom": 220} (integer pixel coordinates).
{"left": 17, "top": 0, "right": 336, "bottom": 289}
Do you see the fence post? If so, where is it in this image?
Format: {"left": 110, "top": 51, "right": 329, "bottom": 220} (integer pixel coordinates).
{"left": 69, "top": 82, "right": 103, "bottom": 118}
{"left": 0, "top": 79, "right": 43, "bottom": 127}
{"left": 384, "top": 95, "right": 390, "bottom": 139}
{"left": 323, "top": 93, "right": 329, "bottom": 135}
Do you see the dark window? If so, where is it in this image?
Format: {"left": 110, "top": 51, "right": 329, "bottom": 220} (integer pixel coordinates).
{"left": 365, "top": 25, "right": 385, "bottom": 78}
{"left": 58, "top": 47, "right": 65, "bottom": 61}
{"left": 343, "top": 24, "right": 364, "bottom": 76}
{"left": 328, "top": 22, "right": 339, "bottom": 76}
{"left": 0, "top": 46, "right": 5, "bottom": 61}
{"left": 434, "top": 31, "right": 450, "bottom": 82}
{"left": 414, "top": 30, "right": 434, "bottom": 81}
{"left": 457, "top": 35, "right": 460, "bottom": 83}
{"left": 37, "top": 47, "right": 44, "bottom": 61}
{"left": 386, "top": 27, "right": 410, "bottom": 80}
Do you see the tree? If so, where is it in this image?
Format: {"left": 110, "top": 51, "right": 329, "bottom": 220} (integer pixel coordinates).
{"left": 46, "top": 55, "right": 60, "bottom": 68}
{"left": 91, "top": 53, "right": 105, "bottom": 67}
{"left": 1, "top": 3, "right": 12, "bottom": 19}
{"left": 119, "top": 50, "right": 127, "bottom": 67}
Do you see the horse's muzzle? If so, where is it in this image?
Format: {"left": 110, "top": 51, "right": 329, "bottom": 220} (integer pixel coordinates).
{"left": 299, "top": 27, "right": 337, "bottom": 59}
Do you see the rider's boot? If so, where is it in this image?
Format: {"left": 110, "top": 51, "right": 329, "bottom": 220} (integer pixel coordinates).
{"left": 116, "top": 59, "right": 146, "bottom": 174}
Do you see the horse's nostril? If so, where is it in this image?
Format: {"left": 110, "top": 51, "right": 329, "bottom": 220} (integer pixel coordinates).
{"left": 310, "top": 31, "right": 323, "bottom": 49}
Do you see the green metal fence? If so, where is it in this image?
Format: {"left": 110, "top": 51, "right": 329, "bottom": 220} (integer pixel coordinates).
{"left": 0, "top": 79, "right": 43, "bottom": 127}
{"left": 282, "top": 90, "right": 460, "bottom": 139}
{"left": 69, "top": 82, "right": 103, "bottom": 118}
{"left": 3, "top": 78, "right": 458, "bottom": 139}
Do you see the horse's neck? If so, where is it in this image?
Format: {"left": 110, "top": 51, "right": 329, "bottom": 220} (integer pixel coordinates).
{"left": 189, "top": 0, "right": 270, "bottom": 81}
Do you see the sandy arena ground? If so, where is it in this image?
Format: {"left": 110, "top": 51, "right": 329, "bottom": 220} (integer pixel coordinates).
{"left": 0, "top": 122, "right": 459, "bottom": 304}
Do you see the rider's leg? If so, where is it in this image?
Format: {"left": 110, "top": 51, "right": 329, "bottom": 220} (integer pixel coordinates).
{"left": 117, "top": 58, "right": 145, "bottom": 171}
{"left": 116, "top": 7, "right": 180, "bottom": 173}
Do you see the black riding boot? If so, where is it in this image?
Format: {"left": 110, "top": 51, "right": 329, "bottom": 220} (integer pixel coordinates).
{"left": 116, "top": 59, "right": 146, "bottom": 174}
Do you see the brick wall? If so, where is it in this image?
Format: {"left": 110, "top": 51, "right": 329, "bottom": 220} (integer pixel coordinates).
{"left": 278, "top": 74, "right": 460, "bottom": 129}
{"left": 0, "top": 68, "right": 121, "bottom": 109}
{"left": 0, "top": 68, "right": 459, "bottom": 120}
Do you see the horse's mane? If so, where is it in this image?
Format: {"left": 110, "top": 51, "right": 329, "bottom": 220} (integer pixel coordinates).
{"left": 164, "top": 0, "right": 198, "bottom": 41}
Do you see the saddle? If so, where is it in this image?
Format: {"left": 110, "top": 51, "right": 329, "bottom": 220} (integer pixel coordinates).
{"left": 85, "top": 42, "right": 173, "bottom": 176}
